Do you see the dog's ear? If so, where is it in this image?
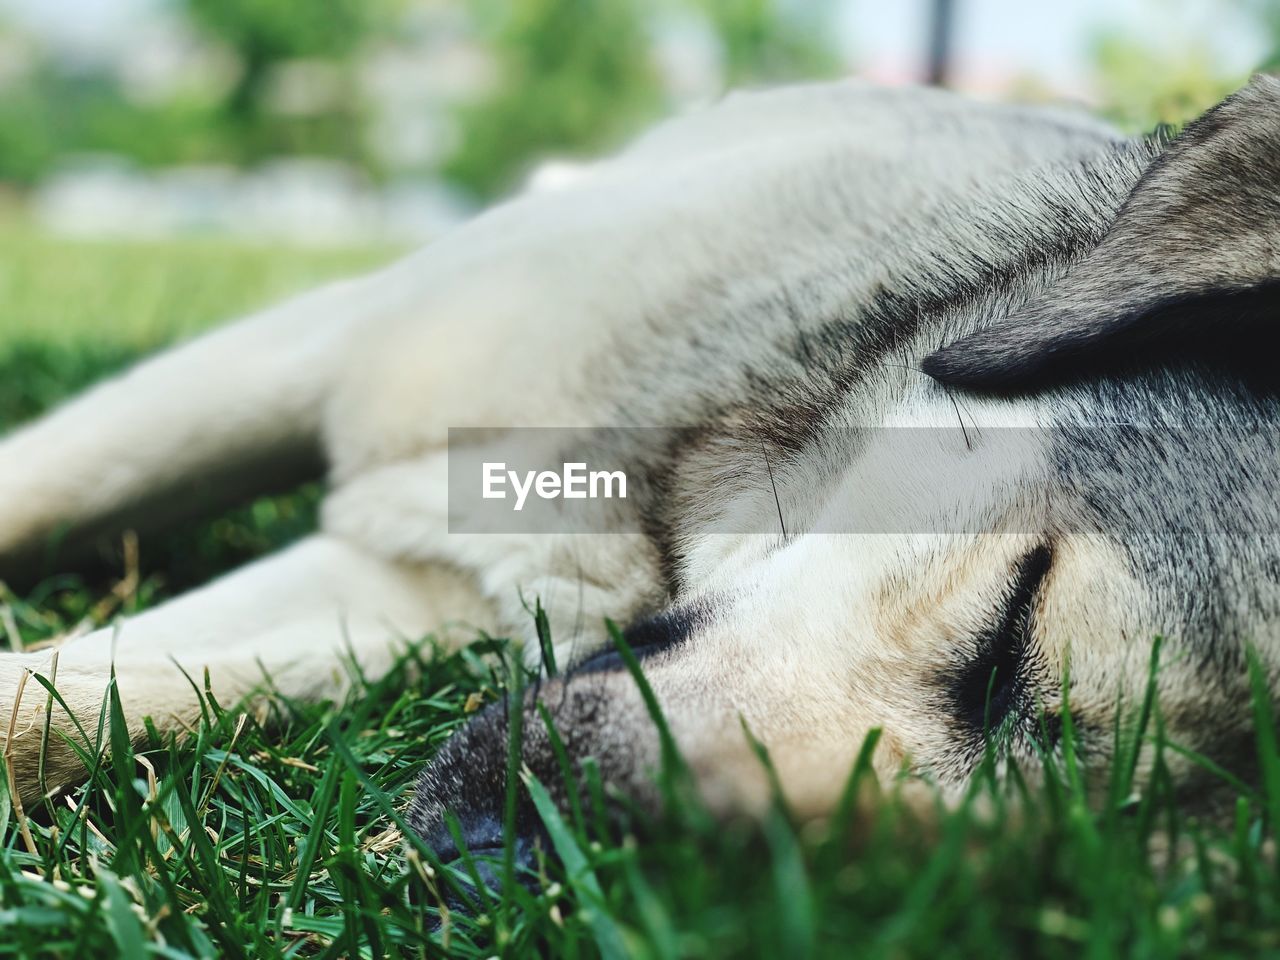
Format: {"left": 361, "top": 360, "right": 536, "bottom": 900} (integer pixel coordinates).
{"left": 922, "top": 74, "right": 1280, "bottom": 390}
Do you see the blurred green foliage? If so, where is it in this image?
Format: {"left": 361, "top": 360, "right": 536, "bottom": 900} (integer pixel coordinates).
{"left": 0, "top": 67, "right": 220, "bottom": 185}
{"left": 186, "top": 0, "right": 390, "bottom": 68}
{"left": 1088, "top": 31, "right": 1251, "bottom": 131}
{"left": 0, "top": 0, "right": 845, "bottom": 199}
{"left": 183, "top": 0, "right": 399, "bottom": 169}
{"left": 696, "top": 0, "right": 842, "bottom": 84}
{"left": 0, "top": 0, "right": 1274, "bottom": 198}
{"left": 444, "top": 0, "right": 662, "bottom": 196}
{"left": 1246, "top": 0, "right": 1280, "bottom": 68}
{"left": 445, "top": 0, "right": 844, "bottom": 195}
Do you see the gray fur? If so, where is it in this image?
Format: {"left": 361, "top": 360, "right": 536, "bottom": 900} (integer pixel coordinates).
{"left": 922, "top": 74, "right": 1280, "bottom": 389}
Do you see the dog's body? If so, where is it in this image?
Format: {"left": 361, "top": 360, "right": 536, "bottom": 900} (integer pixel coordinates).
{"left": 2, "top": 78, "right": 1279, "bottom": 852}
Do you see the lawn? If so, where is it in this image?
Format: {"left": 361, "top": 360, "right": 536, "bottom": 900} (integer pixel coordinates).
{"left": 1, "top": 228, "right": 1280, "bottom": 958}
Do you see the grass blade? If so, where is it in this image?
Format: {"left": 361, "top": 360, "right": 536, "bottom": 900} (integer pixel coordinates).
{"left": 524, "top": 770, "right": 629, "bottom": 960}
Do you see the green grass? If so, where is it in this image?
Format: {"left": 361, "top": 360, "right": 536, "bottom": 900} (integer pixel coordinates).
{"left": 3, "top": 229, "right": 1280, "bottom": 958}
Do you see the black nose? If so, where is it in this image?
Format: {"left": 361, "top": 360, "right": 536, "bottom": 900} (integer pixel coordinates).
{"left": 419, "top": 807, "right": 541, "bottom": 902}
{"left": 409, "top": 699, "right": 542, "bottom": 898}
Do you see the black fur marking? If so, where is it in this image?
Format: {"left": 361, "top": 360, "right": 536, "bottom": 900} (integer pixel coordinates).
{"left": 921, "top": 279, "right": 1280, "bottom": 393}
{"left": 943, "top": 544, "right": 1053, "bottom": 733}
{"left": 571, "top": 604, "right": 708, "bottom": 675}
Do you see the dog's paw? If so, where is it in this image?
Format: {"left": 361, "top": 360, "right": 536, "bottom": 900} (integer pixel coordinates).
{"left": 0, "top": 651, "right": 87, "bottom": 803}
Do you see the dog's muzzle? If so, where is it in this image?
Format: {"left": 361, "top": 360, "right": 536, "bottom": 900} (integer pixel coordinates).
{"left": 408, "top": 639, "right": 669, "bottom": 906}
{"left": 408, "top": 701, "right": 544, "bottom": 896}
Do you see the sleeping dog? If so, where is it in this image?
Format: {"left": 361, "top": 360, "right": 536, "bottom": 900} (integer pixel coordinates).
{"left": 0, "top": 77, "right": 1278, "bottom": 864}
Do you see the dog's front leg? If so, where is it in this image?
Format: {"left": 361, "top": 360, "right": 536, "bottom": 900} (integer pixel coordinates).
{"left": 0, "top": 533, "right": 495, "bottom": 804}
{"left": 0, "top": 275, "right": 384, "bottom": 584}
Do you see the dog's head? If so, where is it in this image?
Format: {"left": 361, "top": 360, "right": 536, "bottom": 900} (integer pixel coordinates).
{"left": 411, "top": 76, "right": 1280, "bottom": 864}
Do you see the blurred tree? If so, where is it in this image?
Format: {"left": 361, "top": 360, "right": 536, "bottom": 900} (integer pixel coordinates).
{"left": 181, "top": 0, "right": 400, "bottom": 168}
{"left": 1088, "top": 30, "right": 1247, "bottom": 131}
{"left": 0, "top": 55, "right": 227, "bottom": 185}
{"left": 925, "top": 0, "right": 955, "bottom": 86}
{"left": 443, "top": 0, "right": 661, "bottom": 198}
{"left": 184, "top": 0, "right": 387, "bottom": 116}
{"left": 693, "top": 0, "right": 841, "bottom": 85}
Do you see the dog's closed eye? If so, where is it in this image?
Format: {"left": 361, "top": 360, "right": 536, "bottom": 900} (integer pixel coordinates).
{"left": 944, "top": 544, "right": 1053, "bottom": 736}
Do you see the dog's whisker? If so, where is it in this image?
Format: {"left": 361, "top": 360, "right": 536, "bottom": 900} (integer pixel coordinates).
{"left": 947, "top": 391, "right": 972, "bottom": 451}
{"left": 759, "top": 438, "right": 789, "bottom": 542}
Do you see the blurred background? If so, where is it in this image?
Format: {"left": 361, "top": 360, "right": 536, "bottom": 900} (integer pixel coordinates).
{"left": 0, "top": 0, "right": 1274, "bottom": 247}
